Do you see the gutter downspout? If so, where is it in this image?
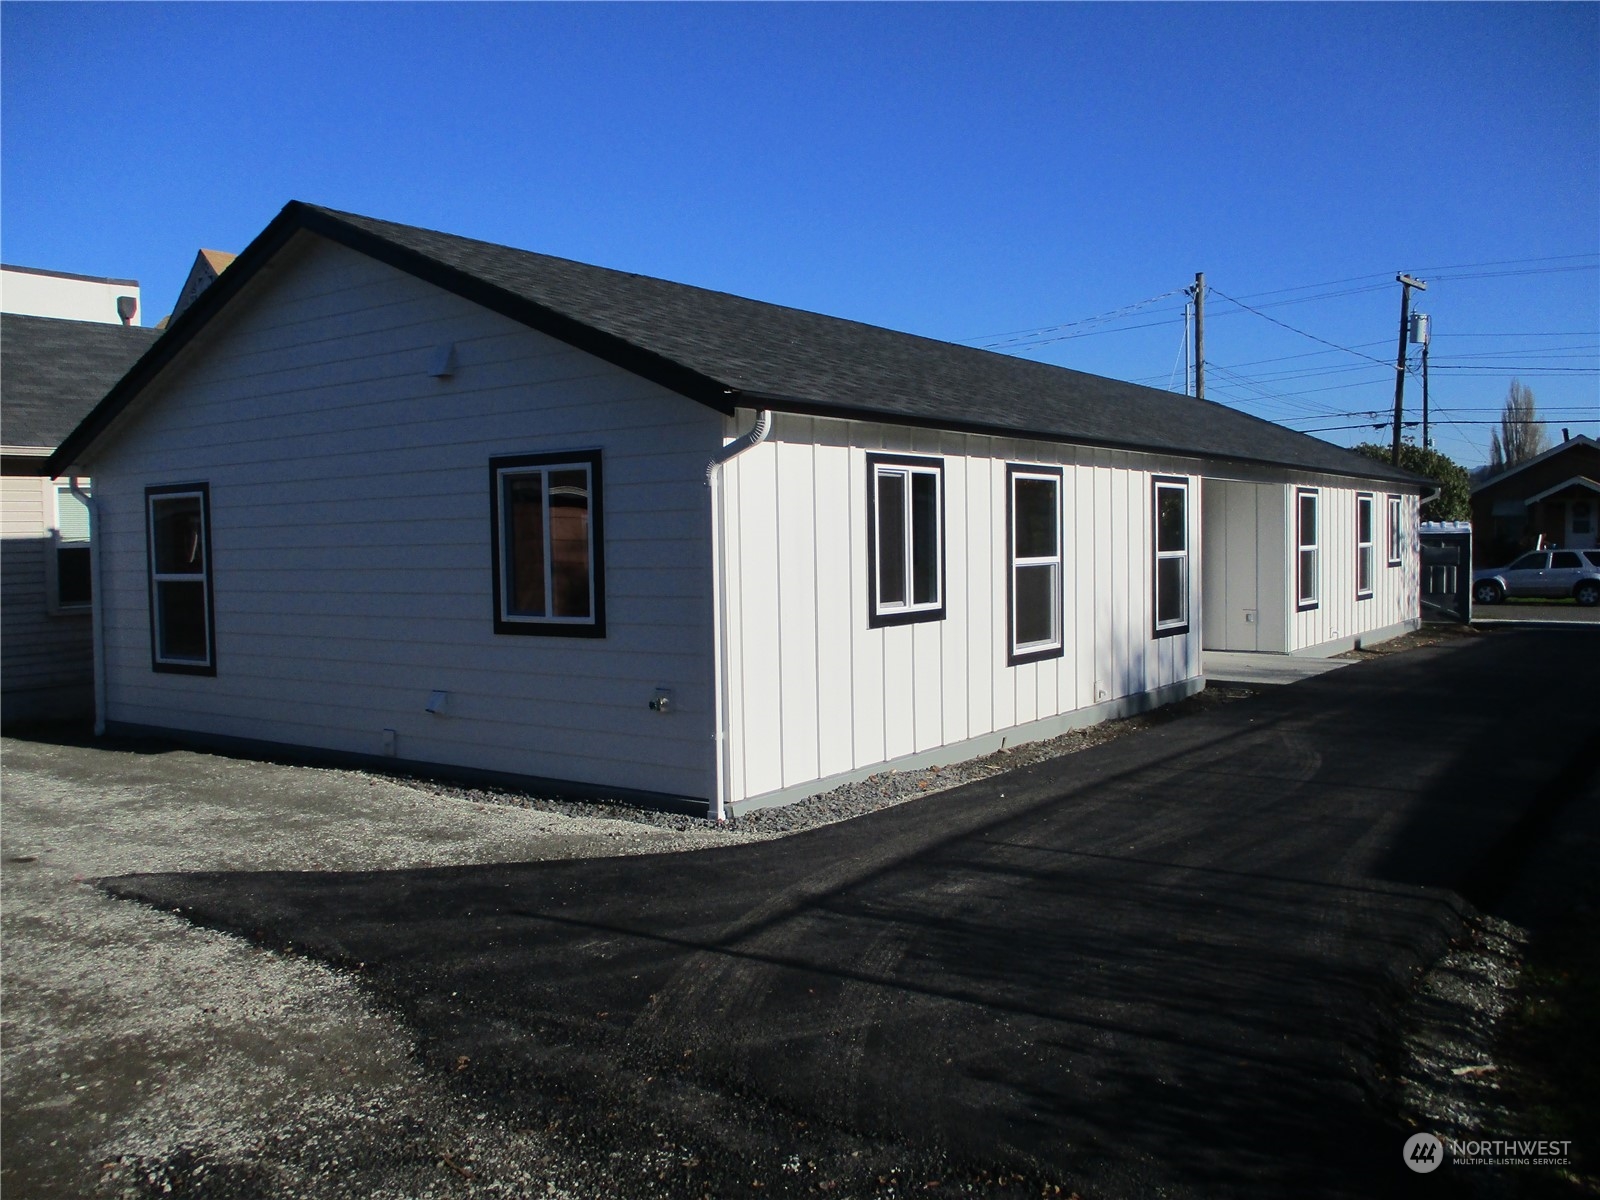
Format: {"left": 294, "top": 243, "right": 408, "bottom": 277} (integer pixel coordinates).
{"left": 67, "top": 475, "right": 107, "bottom": 736}
{"left": 705, "top": 409, "right": 772, "bottom": 823}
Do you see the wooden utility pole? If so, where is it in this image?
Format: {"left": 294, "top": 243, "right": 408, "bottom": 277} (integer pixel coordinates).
{"left": 1421, "top": 334, "right": 1431, "bottom": 451}
{"left": 1192, "top": 272, "right": 1205, "bottom": 400}
{"left": 1391, "top": 274, "right": 1427, "bottom": 465}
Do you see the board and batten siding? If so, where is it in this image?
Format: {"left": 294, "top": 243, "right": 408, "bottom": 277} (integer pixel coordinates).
{"left": 718, "top": 413, "right": 1203, "bottom": 808}
{"left": 1203, "top": 476, "right": 1419, "bottom": 654}
{"left": 1, "top": 472, "right": 96, "bottom": 721}
{"left": 1285, "top": 481, "right": 1420, "bottom": 654}
{"left": 82, "top": 234, "right": 723, "bottom": 800}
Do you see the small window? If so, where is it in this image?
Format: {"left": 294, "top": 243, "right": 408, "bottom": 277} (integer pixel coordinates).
{"left": 490, "top": 451, "right": 604, "bottom": 637}
{"left": 1551, "top": 551, "right": 1582, "bottom": 569}
{"left": 1356, "top": 493, "right": 1375, "bottom": 599}
{"left": 1296, "top": 488, "right": 1320, "bottom": 611}
{"left": 1508, "top": 552, "right": 1548, "bottom": 571}
{"left": 53, "top": 484, "right": 93, "bottom": 610}
{"left": 146, "top": 484, "right": 216, "bottom": 674}
{"left": 1153, "top": 477, "right": 1190, "bottom": 636}
{"left": 1008, "top": 465, "right": 1063, "bottom": 664}
{"left": 1386, "top": 494, "right": 1403, "bottom": 566}
{"left": 867, "top": 454, "right": 944, "bottom": 627}
{"left": 1573, "top": 501, "right": 1593, "bottom": 536}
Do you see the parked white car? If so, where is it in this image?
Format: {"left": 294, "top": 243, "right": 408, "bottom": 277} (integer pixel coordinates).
{"left": 1472, "top": 548, "right": 1600, "bottom": 606}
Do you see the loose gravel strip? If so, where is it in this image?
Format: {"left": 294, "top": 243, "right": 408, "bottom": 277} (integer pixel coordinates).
{"left": 414, "top": 685, "right": 1261, "bottom": 837}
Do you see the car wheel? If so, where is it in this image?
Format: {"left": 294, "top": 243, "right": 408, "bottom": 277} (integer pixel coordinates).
{"left": 1473, "top": 580, "right": 1504, "bottom": 605}
{"left": 1575, "top": 581, "right": 1600, "bottom": 607}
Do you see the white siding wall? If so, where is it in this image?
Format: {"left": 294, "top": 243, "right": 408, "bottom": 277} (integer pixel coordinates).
{"left": 1, "top": 472, "right": 94, "bottom": 720}
{"left": 85, "top": 236, "right": 722, "bottom": 800}
{"left": 721, "top": 414, "right": 1203, "bottom": 806}
{"left": 1284, "top": 482, "right": 1420, "bottom": 653}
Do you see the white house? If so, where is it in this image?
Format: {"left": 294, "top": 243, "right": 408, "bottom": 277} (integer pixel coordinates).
{"left": 2, "top": 313, "right": 161, "bottom": 722}
{"left": 1, "top": 264, "right": 142, "bottom": 327}
{"left": 50, "top": 203, "right": 1424, "bottom": 816}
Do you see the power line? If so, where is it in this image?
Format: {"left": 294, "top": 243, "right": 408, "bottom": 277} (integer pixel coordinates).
{"left": 964, "top": 289, "right": 1188, "bottom": 347}
{"left": 1207, "top": 286, "right": 1401, "bottom": 371}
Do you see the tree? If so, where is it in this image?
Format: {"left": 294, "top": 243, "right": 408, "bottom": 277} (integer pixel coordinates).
{"left": 1487, "top": 379, "right": 1548, "bottom": 472}
{"left": 1351, "top": 442, "right": 1471, "bottom": 522}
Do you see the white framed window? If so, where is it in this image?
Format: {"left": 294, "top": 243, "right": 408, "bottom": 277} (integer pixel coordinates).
{"left": 1356, "top": 493, "right": 1375, "bottom": 599}
{"left": 1296, "top": 488, "right": 1320, "bottom": 611}
{"left": 867, "top": 453, "right": 944, "bottom": 627}
{"left": 146, "top": 483, "right": 215, "bottom": 674}
{"left": 1007, "top": 464, "right": 1063, "bottom": 664}
{"left": 490, "top": 450, "right": 604, "bottom": 637}
{"left": 1387, "top": 494, "right": 1403, "bottom": 566}
{"left": 1153, "top": 477, "right": 1190, "bottom": 635}
{"left": 49, "top": 482, "right": 93, "bottom": 613}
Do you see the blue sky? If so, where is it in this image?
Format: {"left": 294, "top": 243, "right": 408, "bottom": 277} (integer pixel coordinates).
{"left": 3, "top": 2, "right": 1596, "bottom": 468}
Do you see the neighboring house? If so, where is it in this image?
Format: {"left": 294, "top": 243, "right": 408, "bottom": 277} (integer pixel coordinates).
{"left": 0, "top": 264, "right": 142, "bottom": 327}
{"left": 1470, "top": 434, "right": 1600, "bottom": 565}
{"left": 49, "top": 202, "right": 1424, "bottom": 816}
{"left": 2, "top": 313, "right": 161, "bottom": 723}
{"left": 159, "top": 249, "right": 237, "bottom": 328}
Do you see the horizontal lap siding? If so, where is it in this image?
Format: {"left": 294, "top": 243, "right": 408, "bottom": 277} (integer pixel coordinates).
{"left": 1, "top": 474, "right": 94, "bottom": 718}
{"left": 724, "top": 415, "right": 1202, "bottom": 805}
{"left": 87, "top": 236, "right": 720, "bottom": 799}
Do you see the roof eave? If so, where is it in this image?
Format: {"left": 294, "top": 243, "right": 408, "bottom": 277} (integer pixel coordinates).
{"left": 732, "top": 390, "right": 1432, "bottom": 490}
{"left": 48, "top": 202, "right": 741, "bottom": 476}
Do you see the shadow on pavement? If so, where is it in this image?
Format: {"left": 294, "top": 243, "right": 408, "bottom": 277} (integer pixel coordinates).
{"left": 102, "top": 628, "right": 1600, "bottom": 1199}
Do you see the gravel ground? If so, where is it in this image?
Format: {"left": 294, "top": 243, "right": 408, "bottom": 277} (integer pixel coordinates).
{"left": 0, "top": 738, "right": 761, "bottom": 1200}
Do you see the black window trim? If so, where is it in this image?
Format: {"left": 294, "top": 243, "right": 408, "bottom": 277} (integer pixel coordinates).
{"left": 1296, "top": 486, "right": 1320, "bottom": 613}
{"left": 865, "top": 452, "right": 946, "bottom": 629}
{"left": 1355, "top": 491, "right": 1376, "bottom": 600}
{"left": 145, "top": 481, "right": 217, "bottom": 676}
{"left": 1386, "top": 493, "right": 1403, "bottom": 567}
{"left": 1006, "top": 462, "right": 1065, "bottom": 666}
{"left": 1152, "top": 474, "right": 1192, "bottom": 638}
{"left": 489, "top": 449, "right": 606, "bottom": 638}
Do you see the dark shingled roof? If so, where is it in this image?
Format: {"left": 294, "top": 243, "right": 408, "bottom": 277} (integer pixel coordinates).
{"left": 52, "top": 202, "right": 1426, "bottom": 488}
{"left": 3, "top": 313, "right": 160, "bottom": 450}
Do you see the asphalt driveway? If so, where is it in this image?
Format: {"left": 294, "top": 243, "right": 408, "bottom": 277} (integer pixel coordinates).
{"left": 104, "top": 628, "right": 1600, "bottom": 1199}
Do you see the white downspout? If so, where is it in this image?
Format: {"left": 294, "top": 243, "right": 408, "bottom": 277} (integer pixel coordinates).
{"left": 67, "top": 475, "right": 107, "bottom": 736}
{"left": 705, "top": 409, "right": 772, "bottom": 823}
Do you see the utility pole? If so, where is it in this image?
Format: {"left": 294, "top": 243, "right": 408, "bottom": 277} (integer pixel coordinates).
{"left": 1391, "top": 273, "right": 1427, "bottom": 465}
{"left": 1191, "top": 272, "right": 1205, "bottom": 400}
{"left": 1409, "top": 312, "right": 1432, "bottom": 450}
{"left": 1422, "top": 336, "right": 1431, "bottom": 451}
{"left": 1183, "top": 300, "right": 1192, "bottom": 397}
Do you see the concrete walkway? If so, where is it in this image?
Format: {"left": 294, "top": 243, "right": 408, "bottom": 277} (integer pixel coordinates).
{"left": 105, "top": 629, "right": 1600, "bottom": 1200}
{"left": 1203, "top": 648, "right": 1354, "bottom": 686}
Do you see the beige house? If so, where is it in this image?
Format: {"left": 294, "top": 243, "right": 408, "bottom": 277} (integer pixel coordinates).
{"left": 2, "top": 312, "right": 159, "bottom": 722}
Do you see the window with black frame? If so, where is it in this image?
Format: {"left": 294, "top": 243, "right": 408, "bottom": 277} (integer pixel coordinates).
{"left": 1297, "top": 488, "right": 1320, "bottom": 611}
{"left": 490, "top": 450, "right": 604, "bottom": 637}
{"left": 867, "top": 453, "right": 944, "bottom": 627}
{"left": 1356, "top": 493, "right": 1375, "bottom": 598}
{"left": 1008, "top": 464, "right": 1063, "bottom": 663}
{"left": 1153, "top": 477, "right": 1189, "bottom": 636}
{"left": 146, "top": 483, "right": 215, "bottom": 673}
